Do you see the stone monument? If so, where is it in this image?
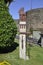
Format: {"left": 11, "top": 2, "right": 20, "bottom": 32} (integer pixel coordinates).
{"left": 19, "top": 8, "right": 29, "bottom": 60}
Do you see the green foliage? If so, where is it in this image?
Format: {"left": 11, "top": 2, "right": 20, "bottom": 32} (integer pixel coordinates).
{"left": 30, "top": 27, "right": 33, "bottom": 34}
{"left": 0, "top": 0, "right": 17, "bottom": 47}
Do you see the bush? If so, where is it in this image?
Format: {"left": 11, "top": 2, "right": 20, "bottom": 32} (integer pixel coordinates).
{"left": 0, "top": 0, "right": 17, "bottom": 48}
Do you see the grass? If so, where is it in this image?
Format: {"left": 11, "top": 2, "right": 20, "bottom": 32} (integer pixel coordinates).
{"left": 0, "top": 39, "right": 43, "bottom": 65}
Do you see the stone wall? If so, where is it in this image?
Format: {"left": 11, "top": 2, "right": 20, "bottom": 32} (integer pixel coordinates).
{"left": 26, "top": 8, "right": 43, "bottom": 32}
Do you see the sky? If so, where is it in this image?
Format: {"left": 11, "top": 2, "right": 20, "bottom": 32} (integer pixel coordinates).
{"left": 9, "top": 0, "right": 43, "bottom": 19}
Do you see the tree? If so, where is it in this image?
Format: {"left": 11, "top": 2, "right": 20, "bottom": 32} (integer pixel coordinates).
{"left": 0, "top": 0, "right": 17, "bottom": 47}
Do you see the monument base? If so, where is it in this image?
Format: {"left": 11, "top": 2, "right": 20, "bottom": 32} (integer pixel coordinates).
{"left": 26, "top": 56, "right": 29, "bottom": 60}
{"left": 20, "top": 55, "right": 29, "bottom": 60}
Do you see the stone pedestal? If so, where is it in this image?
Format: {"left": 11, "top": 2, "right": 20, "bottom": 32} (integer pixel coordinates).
{"left": 19, "top": 21, "right": 29, "bottom": 60}
{"left": 19, "top": 34, "right": 26, "bottom": 59}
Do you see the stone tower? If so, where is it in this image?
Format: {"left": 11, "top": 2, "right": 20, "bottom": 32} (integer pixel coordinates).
{"left": 19, "top": 8, "right": 29, "bottom": 60}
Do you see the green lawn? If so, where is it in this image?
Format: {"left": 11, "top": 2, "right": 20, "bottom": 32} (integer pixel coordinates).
{"left": 0, "top": 40, "right": 43, "bottom": 65}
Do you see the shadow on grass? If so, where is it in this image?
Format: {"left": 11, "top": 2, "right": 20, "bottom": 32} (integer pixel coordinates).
{"left": 0, "top": 42, "right": 19, "bottom": 54}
